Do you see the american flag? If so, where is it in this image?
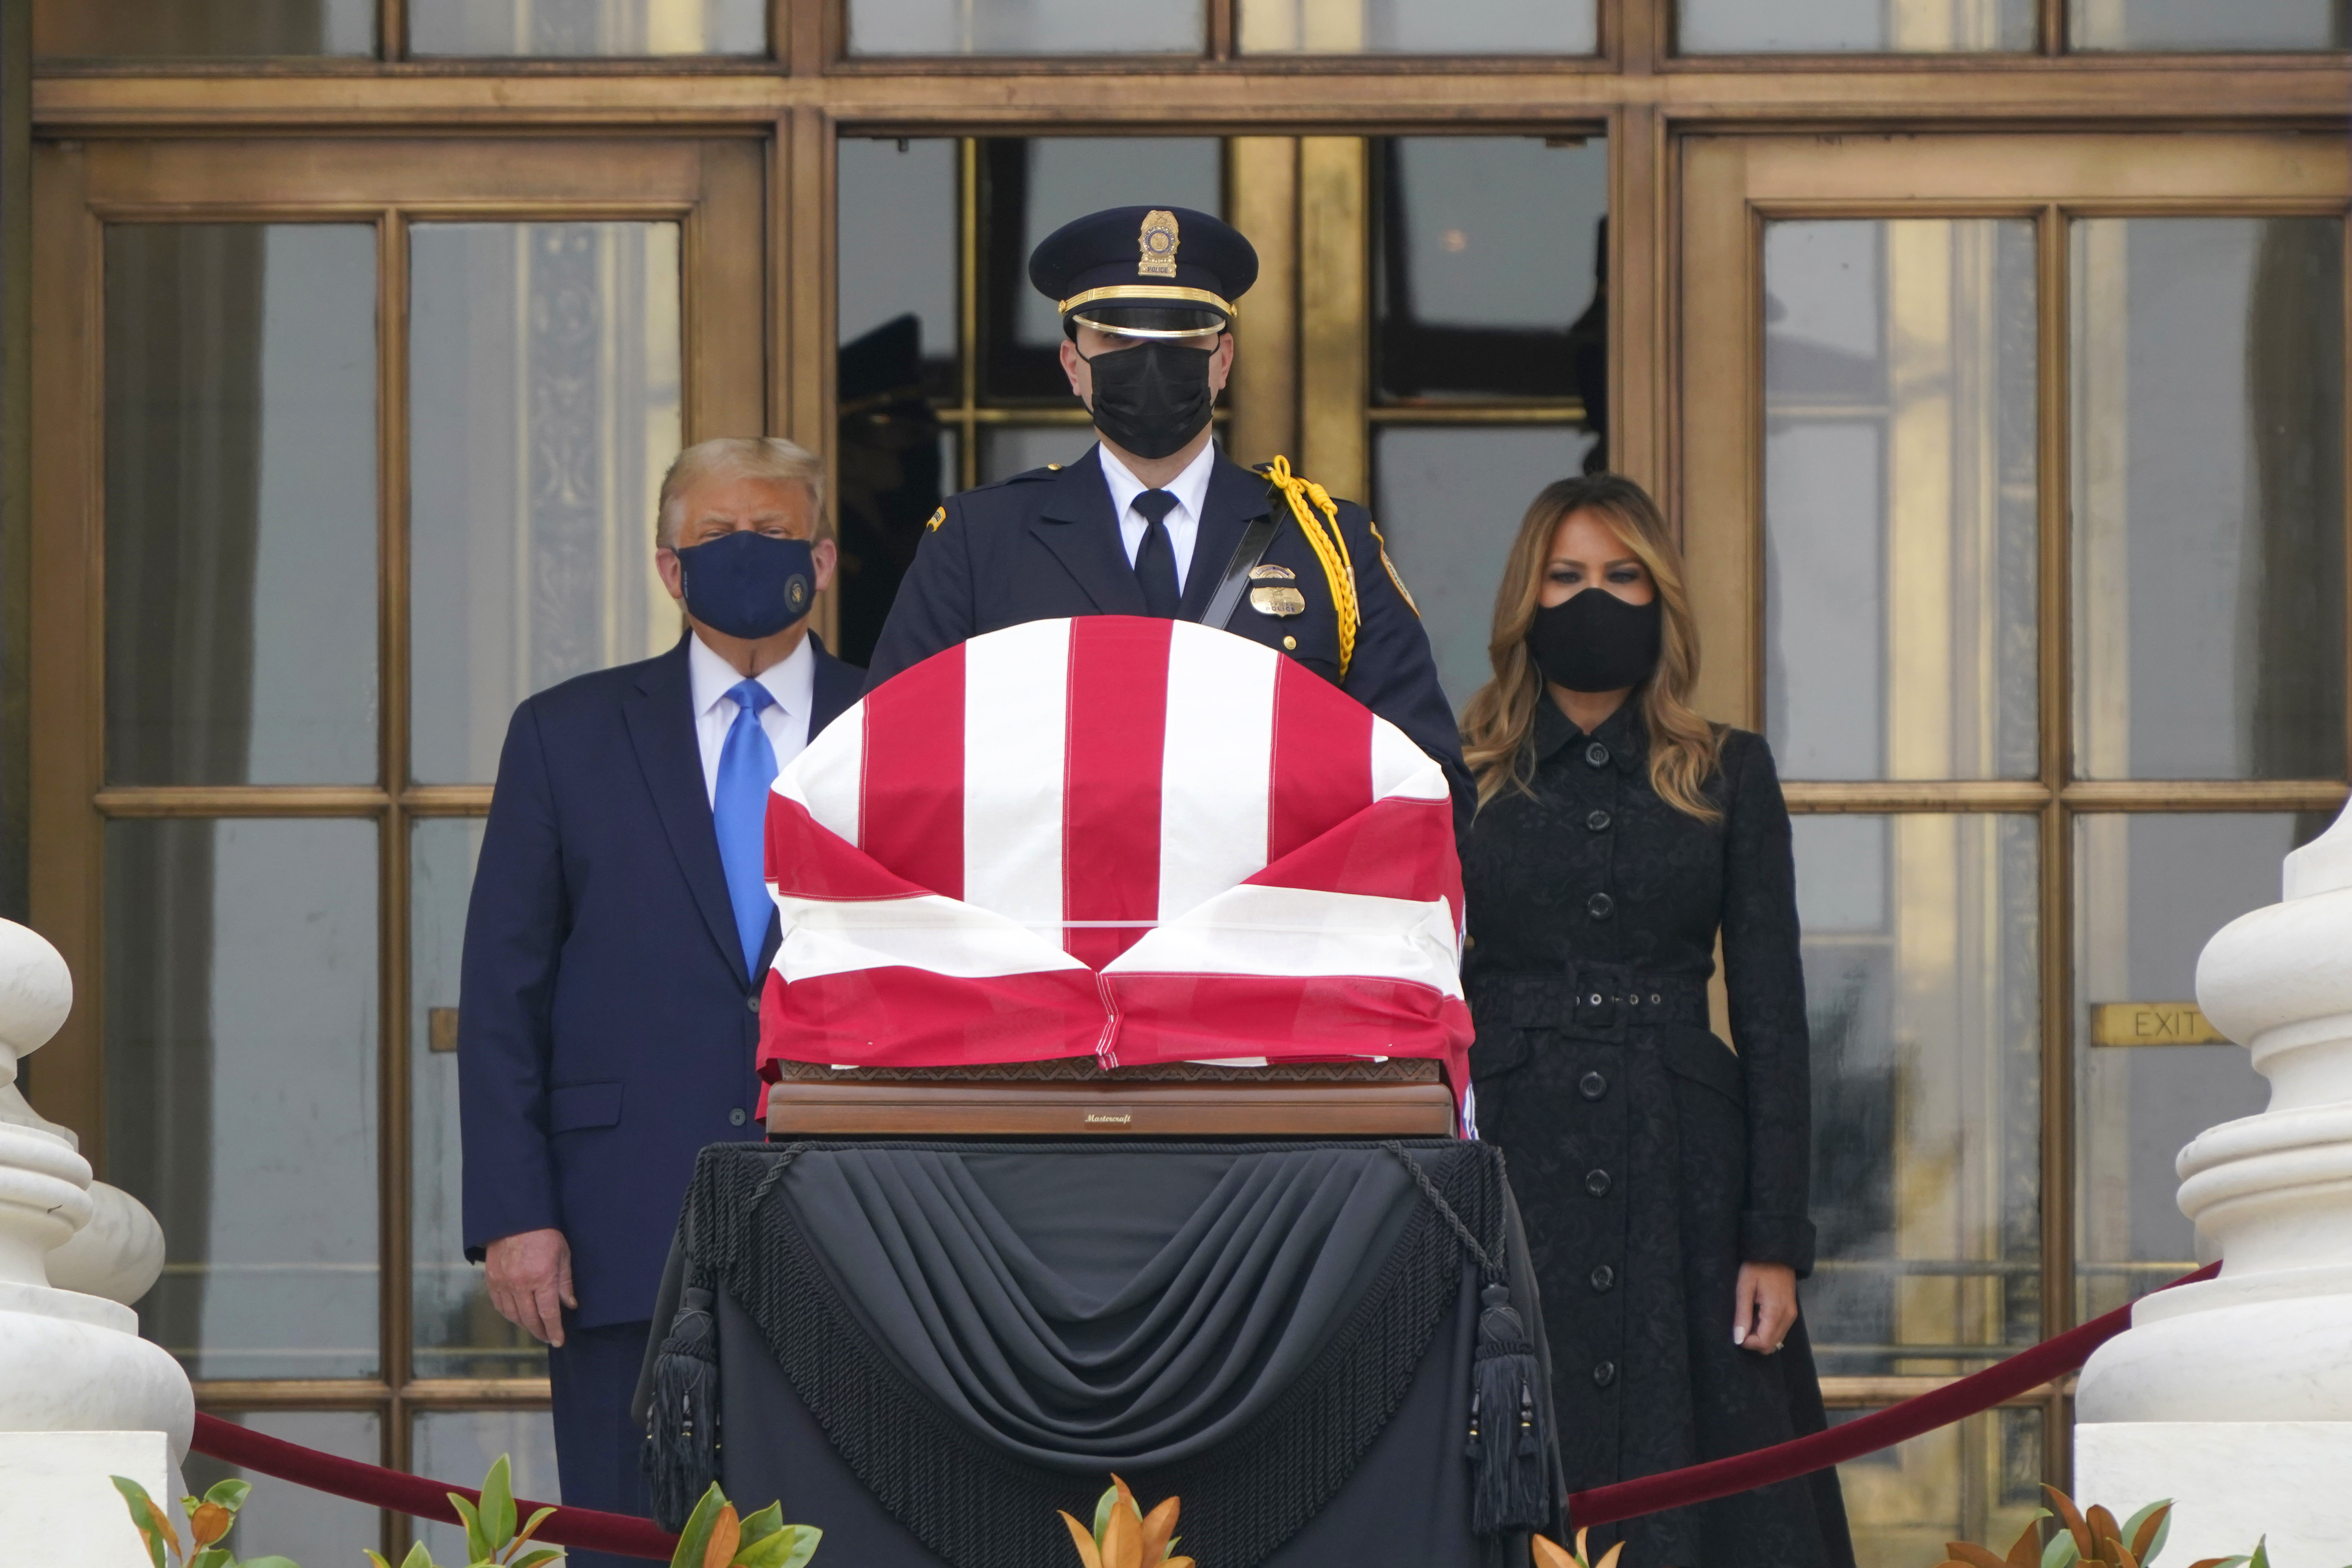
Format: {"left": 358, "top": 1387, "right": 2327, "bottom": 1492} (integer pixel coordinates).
{"left": 756, "top": 615, "right": 1471, "bottom": 1090}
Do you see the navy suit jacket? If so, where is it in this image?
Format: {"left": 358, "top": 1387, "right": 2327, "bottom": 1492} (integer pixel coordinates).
{"left": 867, "top": 445, "right": 1473, "bottom": 826}
{"left": 458, "top": 630, "right": 863, "bottom": 1328}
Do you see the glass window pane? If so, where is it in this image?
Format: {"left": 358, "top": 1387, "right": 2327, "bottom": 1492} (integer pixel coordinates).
{"left": 977, "top": 138, "right": 1224, "bottom": 404}
{"left": 980, "top": 425, "right": 1095, "bottom": 484}
{"left": 2074, "top": 813, "right": 2323, "bottom": 1320}
{"left": 105, "top": 819, "right": 379, "bottom": 1380}
{"left": 411, "top": 818, "right": 545, "bottom": 1379}
{"left": 848, "top": 0, "right": 1203, "bottom": 54}
{"left": 37, "top": 0, "right": 373, "bottom": 57}
{"left": 184, "top": 1411, "right": 382, "bottom": 1559}
{"left": 1372, "top": 426, "right": 1598, "bottom": 714}
{"left": 838, "top": 138, "right": 959, "bottom": 669}
{"left": 1764, "top": 219, "right": 2039, "bottom": 782}
{"left": 1834, "top": 1406, "right": 2045, "bottom": 1562}
{"left": 1372, "top": 137, "right": 1609, "bottom": 409}
{"left": 410, "top": 0, "right": 764, "bottom": 54}
{"left": 2071, "top": 0, "right": 2347, "bottom": 49}
{"left": 1240, "top": 0, "right": 1595, "bottom": 52}
{"left": 413, "top": 1410, "right": 559, "bottom": 1565}
{"left": 1798, "top": 814, "right": 2041, "bottom": 1377}
{"left": 1680, "top": 0, "right": 2034, "bottom": 51}
{"left": 2071, "top": 217, "right": 2346, "bottom": 781}
{"left": 105, "top": 224, "right": 379, "bottom": 787}
{"left": 409, "top": 223, "right": 684, "bottom": 785}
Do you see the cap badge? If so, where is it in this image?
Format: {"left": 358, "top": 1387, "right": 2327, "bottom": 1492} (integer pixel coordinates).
{"left": 1138, "top": 210, "right": 1180, "bottom": 279}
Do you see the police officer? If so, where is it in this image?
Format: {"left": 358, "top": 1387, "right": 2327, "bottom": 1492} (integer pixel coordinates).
{"left": 865, "top": 203, "right": 1473, "bottom": 827}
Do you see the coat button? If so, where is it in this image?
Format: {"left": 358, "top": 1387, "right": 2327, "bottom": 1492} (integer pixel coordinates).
{"left": 1579, "top": 1071, "right": 1607, "bottom": 1101}
{"left": 1584, "top": 742, "right": 1610, "bottom": 769}
{"left": 1586, "top": 809, "right": 1611, "bottom": 832}
{"left": 746, "top": 992, "right": 761, "bottom": 1015}
{"left": 1586, "top": 892, "right": 1614, "bottom": 920}
{"left": 1585, "top": 1168, "right": 1612, "bottom": 1197}
{"left": 1590, "top": 1264, "right": 1616, "bottom": 1292}
{"left": 728, "top": 1107, "right": 748, "bottom": 1127}
{"left": 1592, "top": 1360, "right": 1617, "bottom": 1388}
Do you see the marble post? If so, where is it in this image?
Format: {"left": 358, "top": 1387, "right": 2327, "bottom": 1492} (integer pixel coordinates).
{"left": 0, "top": 918, "right": 193, "bottom": 1566}
{"left": 2074, "top": 801, "right": 2352, "bottom": 1561}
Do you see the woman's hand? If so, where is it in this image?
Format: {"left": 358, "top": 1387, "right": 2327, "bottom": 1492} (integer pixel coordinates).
{"left": 1733, "top": 1262, "right": 1797, "bottom": 1355}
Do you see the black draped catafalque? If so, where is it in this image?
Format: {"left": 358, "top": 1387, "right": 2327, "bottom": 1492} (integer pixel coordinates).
{"left": 1463, "top": 701, "right": 1856, "bottom": 1568}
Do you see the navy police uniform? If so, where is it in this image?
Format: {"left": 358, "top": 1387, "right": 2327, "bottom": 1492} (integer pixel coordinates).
{"left": 865, "top": 203, "right": 1472, "bottom": 827}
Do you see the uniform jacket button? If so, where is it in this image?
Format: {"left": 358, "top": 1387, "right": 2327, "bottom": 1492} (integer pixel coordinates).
{"left": 1585, "top": 1168, "right": 1612, "bottom": 1198}
{"left": 1590, "top": 1264, "right": 1616, "bottom": 1292}
{"left": 1586, "top": 891, "right": 1615, "bottom": 920}
{"left": 1592, "top": 1360, "right": 1618, "bottom": 1388}
{"left": 1586, "top": 808, "right": 1611, "bottom": 832}
{"left": 728, "top": 1107, "right": 748, "bottom": 1127}
{"left": 1584, "top": 742, "right": 1610, "bottom": 769}
{"left": 1579, "top": 1071, "right": 1608, "bottom": 1101}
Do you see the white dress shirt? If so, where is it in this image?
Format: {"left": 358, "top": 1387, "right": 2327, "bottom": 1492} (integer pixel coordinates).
{"left": 688, "top": 629, "right": 815, "bottom": 807}
{"left": 1098, "top": 441, "right": 1218, "bottom": 596}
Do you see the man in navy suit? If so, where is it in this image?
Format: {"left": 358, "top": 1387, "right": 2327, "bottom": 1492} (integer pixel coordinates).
{"left": 458, "top": 437, "right": 863, "bottom": 1562}
{"left": 867, "top": 205, "right": 1471, "bottom": 826}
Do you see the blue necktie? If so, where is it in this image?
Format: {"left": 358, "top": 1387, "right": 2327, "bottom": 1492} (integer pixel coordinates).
{"left": 713, "top": 677, "right": 779, "bottom": 979}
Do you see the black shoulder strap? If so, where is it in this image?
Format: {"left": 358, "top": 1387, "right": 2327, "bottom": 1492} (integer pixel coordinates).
{"left": 1196, "top": 515, "right": 1282, "bottom": 631}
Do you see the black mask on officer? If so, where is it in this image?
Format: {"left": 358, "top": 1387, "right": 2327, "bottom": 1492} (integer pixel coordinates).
{"left": 1078, "top": 340, "right": 1216, "bottom": 461}
{"left": 1526, "top": 587, "right": 1663, "bottom": 693}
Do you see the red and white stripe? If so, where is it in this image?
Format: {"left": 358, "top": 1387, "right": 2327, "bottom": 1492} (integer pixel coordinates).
{"left": 756, "top": 616, "right": 1469, "bottom": 1088}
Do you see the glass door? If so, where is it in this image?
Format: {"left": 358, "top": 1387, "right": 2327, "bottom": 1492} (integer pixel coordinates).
{"left": 1680, "top": 130, "right": 2349, "bottom": 1560}
{"left": 27, "top": 132, "right": 764, "bottom": 1560}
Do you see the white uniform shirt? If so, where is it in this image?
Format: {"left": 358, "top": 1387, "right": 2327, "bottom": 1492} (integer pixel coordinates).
{"left": 1098, "top": 441, "right": 1218, "bottom": 596}
{"left": 688, "top": 629, "right": 815, "bottom": 807}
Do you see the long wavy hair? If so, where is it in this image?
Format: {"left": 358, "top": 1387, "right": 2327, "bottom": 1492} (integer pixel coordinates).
{"left": 1460, "top": 474, "right": 1722, "bottom": 822}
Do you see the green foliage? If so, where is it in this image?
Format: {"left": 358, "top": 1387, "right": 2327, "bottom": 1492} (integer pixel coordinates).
{"left": 667, "top": 1482, "right": 822, "bottom": 1568}
{"left": 113, "top": 1475, "right": 287, "bottom": 1568}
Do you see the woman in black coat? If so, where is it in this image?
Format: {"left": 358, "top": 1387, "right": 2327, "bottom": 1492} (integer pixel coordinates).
{"left": 1459, "top": 474, "right": 1853, "bottom": 1568}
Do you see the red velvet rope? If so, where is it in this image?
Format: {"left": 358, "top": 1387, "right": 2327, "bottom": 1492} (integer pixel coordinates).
{"left": 189, "top": 1263, "right": 2219, "bottom": 1553}
{"left": 1566, "top": 1262, "right": 2220, "bottom": 1527}
{"left": 188, "top": 1412, "right": 677, "bottom": 1561}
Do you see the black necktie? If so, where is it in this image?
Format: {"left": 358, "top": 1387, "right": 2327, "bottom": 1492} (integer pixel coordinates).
{"left": 1131, "top": 489, "right": 1182, "bottom": 618}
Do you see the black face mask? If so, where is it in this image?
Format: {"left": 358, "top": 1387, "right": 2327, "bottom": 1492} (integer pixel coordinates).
{"left": 1079, "top": 340, "right": 1216, "bottom": 460}
{"left": 1526, "top": 588, "right": 1663, "bottom": 694}
{"left": 673, "top": 530, "right": 816, "bottom": 639}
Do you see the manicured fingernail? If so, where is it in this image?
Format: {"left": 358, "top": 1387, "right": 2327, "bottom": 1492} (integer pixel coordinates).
{"left": 1732, "top": 1326, "right": 1745, "bottom": 1345}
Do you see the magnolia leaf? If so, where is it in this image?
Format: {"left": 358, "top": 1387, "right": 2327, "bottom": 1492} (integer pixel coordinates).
{"left": 669, "top": 1482, "right": 731, "bottom": 1568}
{"left": 1102, "top": 1486, "right": 1143, "bottom": 1568}
{"left": 735, "top": 1524, "right": 822, "bottom": 1568}
{"left": 512, "top": 1503, "right": 559, "bottom": 1552}
{"left": 1140, "top": 1494, "right": 1180, "bottom": 1564}
{"left": 2183, "top": 1557, "right": 2248, "bottom": 1568}
{"left": 1060, "top": 1509, "right": 1106, "bottom": 1568}
{"left": 190, "top": 1499, "right": 236, "bottom": 1551}
{"left": 1094, "top": 1485, "right": 1118, "bottom": 1545}
{"left": 1162, "top": 1560, "right": 1195, "bottom": 1568}
{"left": 188, "top": 1548, "right": 235, "bottom": 1568}
{"left": 404, "top": 1542, "right": 437, "bottom": 1568}
{"left": 202, "top": 1479, "right": 254, "bottom": 1514}
{"left": 1594, "top": 1542, "right": 1626, "bottom": 1568}
{"left": 2047, "top": 1531, "right": 2082, "bottom": 1568}
{"left": 2010, "top": 1514, "right": 2055, "bottom": 1568}
{"left": 451, "top": 1490, "right": 492, "bottom": 1566}
{"left": 1948, "top": 1545, "right": 2015, "bottom": 1568}
{"left": 703, "top": 1502, "right": 743, "bottom": 1568}
{"left": 509, "top": 1548, "right": 564, "bottom": 1568}
{"left": 111, "top": 1475, "right": 173, "bottom": 1568}
{"left": 2045, "top": 1487, "right": 2097, "bottom": 1560}
{"left": 365, "top": 1553, "right": 395, "bottom": 1568}
{"left": 1530, "top": 1536, "right": 1580, "bottom": 1568}
{"left": 239, "top": 1558, "right": 305, "bottom": 1568}
{"left": 2122, "top": 1501, "right": 2172, "bottom": 1564}
{"left": 2088, "top": 1506, "right": 2123, "bottom": 1545}
{"left": 2250, "top": 1538, "right": 2271, "bottom": 1568}
{"left": 480, "top": 1455, "right": 519, "bottom": 1550}
{"left": 737, "top": 1501, "right": 785, "bottom": 1547}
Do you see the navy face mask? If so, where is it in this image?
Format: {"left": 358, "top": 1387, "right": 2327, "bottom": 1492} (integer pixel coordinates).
{"left": 1526, "top": 587, "right": 1662, "bottom": 694}
{"left": 673, "top": 531, "right": 816, "bottom": 640}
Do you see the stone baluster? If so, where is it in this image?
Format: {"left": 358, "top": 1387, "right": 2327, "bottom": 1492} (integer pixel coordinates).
{"left": 2074, "top": 799, "right": 2352, "bottom": 1560}
{"left": 0, "top": 917, "right": 195, "bottom": 1565}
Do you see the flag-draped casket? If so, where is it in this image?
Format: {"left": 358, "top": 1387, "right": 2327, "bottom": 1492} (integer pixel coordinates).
{"left": 754, "top": 615, "right": 1473, "bottom": 1090}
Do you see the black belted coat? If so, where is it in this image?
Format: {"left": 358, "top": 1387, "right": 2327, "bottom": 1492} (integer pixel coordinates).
{"left": 1463, "top": 700, "right": 1854, "bottom": 1568}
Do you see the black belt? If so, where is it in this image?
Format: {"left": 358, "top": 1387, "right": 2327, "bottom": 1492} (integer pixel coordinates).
{"left": 1469, "top": 963, "right": 1709, "bottom": 1045}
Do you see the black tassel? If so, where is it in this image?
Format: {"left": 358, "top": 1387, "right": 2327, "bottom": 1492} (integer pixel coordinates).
{"left": 1468, "top": 1281, "right": 1549, "bottom": 1535}
{"left": 641, "top": 1285, "right": 722, "bottom": 1531}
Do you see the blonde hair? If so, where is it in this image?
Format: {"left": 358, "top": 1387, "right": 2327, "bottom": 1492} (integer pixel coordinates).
{"left": 1460, "top": 474, "right": 1723, "bottom": 822}
{"left": 656, "top": 436, "right": 828, "bottom": 547}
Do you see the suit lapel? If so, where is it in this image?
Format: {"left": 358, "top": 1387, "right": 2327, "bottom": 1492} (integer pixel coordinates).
{"left": 807, "top": 634, "right": 863, "bottom": 737}
{"left": 1178, "top": 453, "right": 1276, "bottom": 622}
{"left": 623, "top": 636, "right": 745, "bottom": 978}
{"left": 1032, "top": 445, "right": 1149, "bottom": 615}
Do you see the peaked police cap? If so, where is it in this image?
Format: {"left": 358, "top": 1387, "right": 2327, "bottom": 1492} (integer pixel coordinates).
{"left": 1028, "top": 205, "right": 1259, "bottom": 331}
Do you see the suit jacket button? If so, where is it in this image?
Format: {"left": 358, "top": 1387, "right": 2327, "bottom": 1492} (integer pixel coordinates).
{"left": 1585, "top": 1168, "right": 1612, "bottom": 1197}
{"left": 746, "top": 992, "right": 761, "bottom": 1014}
{"left": 729, "top": 1107, "right": 748, "bottom": 1127}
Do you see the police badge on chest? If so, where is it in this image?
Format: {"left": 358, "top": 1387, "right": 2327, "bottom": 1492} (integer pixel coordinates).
{"left": 1248, "top": 562, "right": 1305, "bottom": 617}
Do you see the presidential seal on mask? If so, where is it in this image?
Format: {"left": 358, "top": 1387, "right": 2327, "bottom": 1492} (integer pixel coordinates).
{"left": 864, "top": 203, "right": 1472, "bottom": 828}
